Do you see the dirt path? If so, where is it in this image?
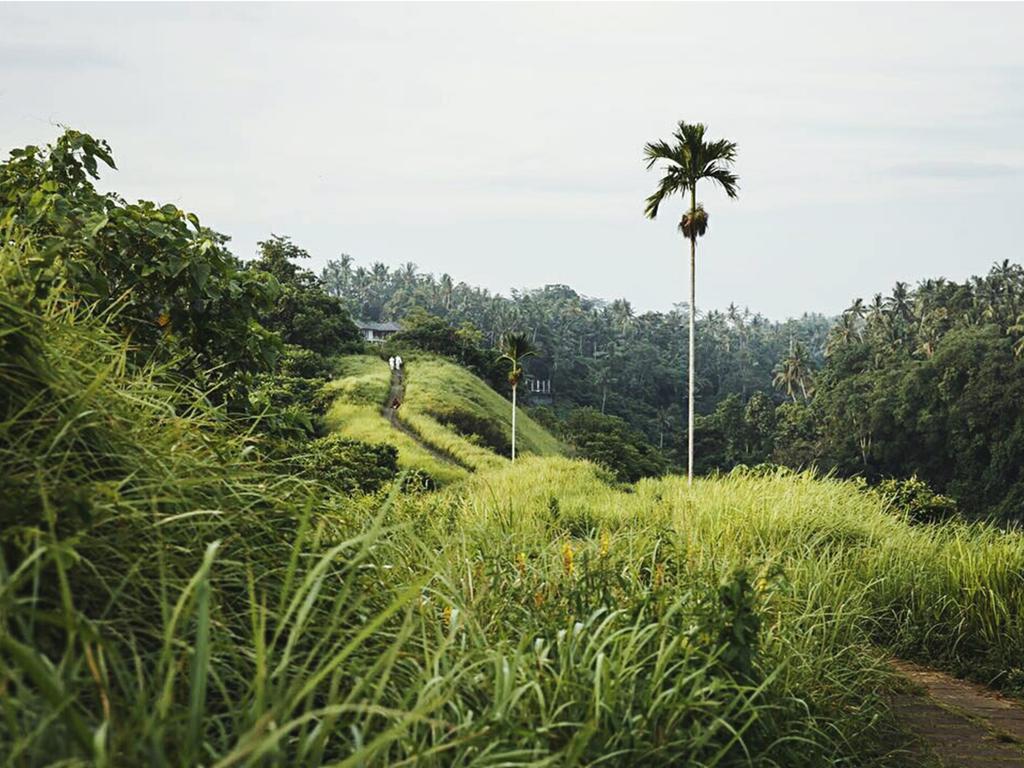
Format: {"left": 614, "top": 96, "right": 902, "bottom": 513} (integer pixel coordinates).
{"left": 384, "top": 368, "right": 405, "bottom": 427}
{"left": 891, "top": 659, "right": 1024, "bottom": 766}
{"left": 382, "top": 369, "right": 473, "bottom": 472}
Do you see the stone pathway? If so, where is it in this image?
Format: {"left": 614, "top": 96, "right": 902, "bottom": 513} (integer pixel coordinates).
{"left": 891, "top": 660, "right": 1024, "bottom": 766}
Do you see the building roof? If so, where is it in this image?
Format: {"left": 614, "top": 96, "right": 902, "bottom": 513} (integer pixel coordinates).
{"left": 355, "top": 320, "right": 402, "bottom": 332}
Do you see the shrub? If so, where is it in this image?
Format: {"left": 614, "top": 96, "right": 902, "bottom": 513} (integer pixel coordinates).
{"left": 279, "top": 344, "right": 336, "bottom": 379}
{"left": 0, "top": 131, "right": 281, "bottom": 407}
{"left": 561, "top": 407, "right": 668, "bottom": 483}
{"left": 876, "top": 474, "right": 958, "bottom": 523}
{"left": 298, "top": 434, "right": 399, "bottom": 494}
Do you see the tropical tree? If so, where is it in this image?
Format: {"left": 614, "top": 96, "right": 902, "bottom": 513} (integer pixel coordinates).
{"left": 826, "top": 313, "right": 862, "bottom": 357}
{"left": 644, "top": 121, "right": 739, "bottom": 483}
{"left": 498, "top": 332, "right": 536, "bottom": 462}
{"left": 1010, "top": 314, "right": 1024, "bottom": 358}
{"left": 773, "top": 341, "right": 815, "bottom": 402}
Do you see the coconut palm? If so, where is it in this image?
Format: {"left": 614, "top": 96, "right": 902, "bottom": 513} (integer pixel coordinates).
{"left": 845, "top": 298, "right": 867, "bottom": 320}
{"left": 1009, "top": 314, "right": 1024, "bottom": 359}
{"left": 644, "top": 121, "right": 739, "bottom": 484}
{"left": 498, "top": 332, "right": 536, "bottom": 462}
{"left": 773, "top": 341, "right": 815, "bottom": 402}
{"left": 825, "top": 313, "right": 862, "bottom": 357}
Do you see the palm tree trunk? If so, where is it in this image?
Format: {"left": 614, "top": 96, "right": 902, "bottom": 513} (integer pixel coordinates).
{"left": 511, "top": 383, "right": 517, "bottom": 463}
{"left": 687, "top": 188, "right": 696, "bottom": 486}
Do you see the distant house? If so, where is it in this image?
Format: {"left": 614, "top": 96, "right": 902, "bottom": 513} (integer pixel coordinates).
{"left": 524, "top": 375, "right": 553, "bottom": 404}
{"left": 356, "top": 320, "right": 401, "bottom": 343}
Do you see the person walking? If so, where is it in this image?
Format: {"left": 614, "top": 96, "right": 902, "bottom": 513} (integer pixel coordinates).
{"left": 395, "top": 355, "right": 403, "bottom": 371}
{"left": 388, "top": 356, "right": 395, "bottom": 371}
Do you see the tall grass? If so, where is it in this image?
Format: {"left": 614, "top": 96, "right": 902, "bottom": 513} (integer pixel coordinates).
{"left": 0, "top": 289, "right": 910, "bottom": 765}
{"left": 402, "top": 355, "right": 566, "bottom": 457}
{"left": 324, "top": 400, "right": 468, "bottom": 485}
{"left": 397, "top": 409, "right": 504, "bottom": 472}
{"left": 0, "top": 287, "right": 427, "bottom": 764}
{"left": 5, "top": 260, "right": 1024, "bottom": 764}
{"left": 322, "top": 355, "right": 469, "bottom": 485}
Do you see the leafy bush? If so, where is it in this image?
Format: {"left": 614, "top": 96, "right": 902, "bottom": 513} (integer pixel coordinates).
{"left": 248, "top": 236, "right": 362, "bottom": 357}
{"left": 298, "top": 434, "right": 399, "bottom": 494}
{"left": 560, "top": 407, "right": 668, "bottom": 482}
{"left": 0, "top": 130, "right": 280, "bottom": 407}
{"left": 279, "top": 344, "right": 336, "bottom": 379}
{"left": 382, "top": 310, "right": 507, "bottom": 390}
{"left": 876, "top": 474, "right": 958, "bottom": 522}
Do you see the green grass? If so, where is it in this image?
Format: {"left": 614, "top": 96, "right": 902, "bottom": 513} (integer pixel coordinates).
{"left": 401, "top": 354, "right": 566, "bottom": 458}
{"left": 5, "top": 268, "right": 1024, "bottom": 765}
{"left": 324, "top": 401, "right": 468, "bottom": 485}
{"left": 322, "top": 354, "right": 469, "bottom": 485}
{"left": 324, "top": 354, "right": 391, "bottom": 406}
{"left": 322, "top": 352, "right": 564, "bottom": 480}
{"left": 462, "top": 459, "right": 1024, "bottom": 692}
{"left": 397, "top": 409, "right": 504, "bottom": 472}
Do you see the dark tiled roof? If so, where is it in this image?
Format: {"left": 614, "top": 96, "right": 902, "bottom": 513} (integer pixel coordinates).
{"left": 356, "top": 320, "right": 402, "bottom": 332}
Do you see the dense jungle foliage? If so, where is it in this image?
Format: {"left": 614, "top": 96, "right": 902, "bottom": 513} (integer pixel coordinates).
{"left": 320, "top": 256, "right": 1024, "bottom": 521}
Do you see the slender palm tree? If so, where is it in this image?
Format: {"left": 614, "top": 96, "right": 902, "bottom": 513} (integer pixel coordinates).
{"left": 773, "top": 341, "right": 815, "bottom": 402}
{"left": 644, "top": 121, "right": 739, "bottom": 484}
{"left": 825, "top": 313, "right": 862, "bottom": 357}
{"left": 845, "top": 298, "right": 867, "bottom": 320}
{"left": 1009, "top": 314, "right": 1024, "bottom": 359}
{"left": 498, "top": 332, "right": 536, "bottom": 463}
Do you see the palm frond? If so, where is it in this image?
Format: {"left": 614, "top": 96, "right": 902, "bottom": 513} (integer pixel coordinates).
{"left": 702, "top": 165, "right": 740, "bottom": 198}
{"left": 643, "top": 140, "right": 684, "bottom": 170}
{"left": 644, "top": 171, "right": 685, "bottom": 220}
{"left": 643, "top": 120, "right": 739, "bottom": 219}
{"left": 498, "top": 332, "right": 536, "bottom": 363}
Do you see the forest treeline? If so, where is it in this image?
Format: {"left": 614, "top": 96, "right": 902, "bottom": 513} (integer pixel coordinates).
{"left": 320, "top": 256, "right": 1024, "bottom": 521}
{"left": 319, "top": 258, "right": 832, "bottom": 446}
{"left": 3, "top": 129, "right": 1021, "bottom": 520}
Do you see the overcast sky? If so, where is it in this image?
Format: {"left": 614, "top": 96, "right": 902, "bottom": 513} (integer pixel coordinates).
{"left": 3, "top": 3, "right": 1023, "bottom": 319}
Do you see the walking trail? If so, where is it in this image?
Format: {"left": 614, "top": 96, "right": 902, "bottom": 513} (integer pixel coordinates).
{"left": 382, "top": 368, "right": 473, "bottom": 471}
{"left": 891, "top": 659, "right": 1024, "bottom": 766}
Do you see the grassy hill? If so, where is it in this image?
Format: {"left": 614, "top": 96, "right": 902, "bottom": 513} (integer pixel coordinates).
{"left": 322, "top": 354, "right": 469, "bottom": 485}
{"left": 7, "top": 297, "right": 1024, "bottom": 765}
{"left": 323, "top": 352, "right": 565, "bottom": 484}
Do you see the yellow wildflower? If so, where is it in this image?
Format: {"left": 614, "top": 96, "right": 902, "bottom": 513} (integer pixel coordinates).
{"left": 561, "top": 541, "right": 574, "bottom": 577}
{"left": 599, "top": 531, "right": 610, "bottom": 558}
{"left": 516, "top": 551, "right": 527, "bottom": 580}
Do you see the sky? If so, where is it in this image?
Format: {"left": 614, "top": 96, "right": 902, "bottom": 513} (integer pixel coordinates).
{"left": 2, "top": 3, "right": 1023, "bottom": 320}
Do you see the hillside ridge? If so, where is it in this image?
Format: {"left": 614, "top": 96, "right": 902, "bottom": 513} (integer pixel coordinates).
{"left": 325, "top": 352, "right": 565, "bottom": 485}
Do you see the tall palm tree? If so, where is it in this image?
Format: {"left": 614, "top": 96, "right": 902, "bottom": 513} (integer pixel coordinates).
{"left": 825, "top": 313, "right": 862, "bottom": 357}
{"left": 644, "top": 121, "right": 739, "bottom": 484}
{"left": 773, "top": 341, "right": 815, "bottom": 402}
{"left": 1009, "top": 314, "right": 1024, "bottom": 359}
{"left": 845, "top": 298, "right": 867, "bottom": 320}
{"left": 498, "top": 332, "right": 536, "bottom": 463}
